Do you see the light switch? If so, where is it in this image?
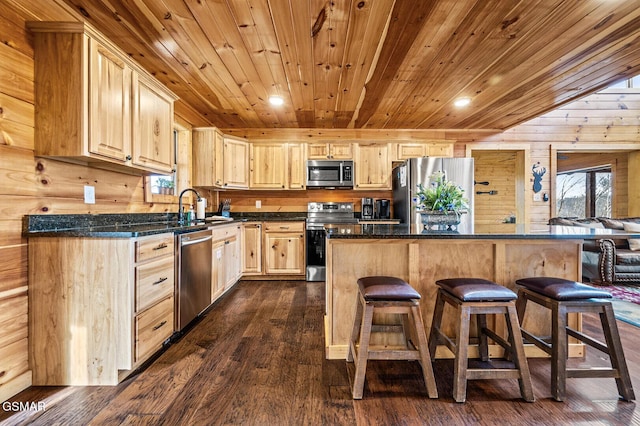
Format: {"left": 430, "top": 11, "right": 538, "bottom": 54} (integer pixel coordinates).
{"left": 256, "top": 200, "right": 261, "bottom": 209}
{"left": 84, "top": 185, "right": 96, "bottom": 204}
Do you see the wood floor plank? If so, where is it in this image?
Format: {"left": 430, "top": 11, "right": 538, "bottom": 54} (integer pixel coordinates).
{"left": 2, "top": 280, "right": 640, "bottom": 425}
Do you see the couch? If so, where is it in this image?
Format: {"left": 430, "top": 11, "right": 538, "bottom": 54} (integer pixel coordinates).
{"left": 548, "top": 217, "right": 640, "bottom": 285}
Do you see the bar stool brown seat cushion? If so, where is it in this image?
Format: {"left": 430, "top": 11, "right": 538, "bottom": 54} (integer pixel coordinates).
{"left": 436, "top": 278, "right": 517, "bottom": 302}
{"left": 515, "top": 277, "right": 611, "bottom": 300}
{"left": 357, "top": 276, "right": 421, "bottom": 301}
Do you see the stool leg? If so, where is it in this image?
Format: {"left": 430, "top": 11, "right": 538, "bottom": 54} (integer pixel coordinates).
{"left": 352, "top": 302, "right": 374, "bottom": 399}
{"left": 600, "top": 303, "right": 635, "bottom": 401}
{"left": 410, "top": 304, "right": 438, "bottom": 398}
{"left": 453, "top": 304, "right": 471, "bottom": 403}
{"left": 552, "top": 302, "right": 568, "bottom": 402}
{"left": 476, "top": 314, "right": 489, "bottom": 362}
{"left": 347, "top": 295, "right": 364, "bottom": 363}
{"left": 428, "top": 290, "right": 446, "bottom": 358}
{"left": 505, "top": 304, "right": 535, "bottom": 402}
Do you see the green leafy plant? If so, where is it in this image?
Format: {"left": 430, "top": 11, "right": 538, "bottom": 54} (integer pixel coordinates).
{"left": 413, "top": 172, "right": 469, "bottom": 214}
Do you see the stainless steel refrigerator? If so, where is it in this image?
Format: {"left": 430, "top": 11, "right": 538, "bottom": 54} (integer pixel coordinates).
{"left": 392, "top": 157, "right": 475, "bottom": 233}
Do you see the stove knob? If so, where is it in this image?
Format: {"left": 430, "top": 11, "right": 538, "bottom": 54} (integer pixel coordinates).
{"left": 346, "top": 228, "right": 352, "bottom": 234}
{"left": 340, "top": 228, "right": 346, "bottom": 234}
{"left": 309, "top": 203, "right": 316, "bottom": 210}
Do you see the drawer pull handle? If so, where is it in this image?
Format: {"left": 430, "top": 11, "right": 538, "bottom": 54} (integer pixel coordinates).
{"left": 279, "top": 226, "right": 289, "bottom": 230}
{"left": 153, "top": 243, "right": 168, "bottom": 251}
{"left": 153, "top": 321, "right": 167, "bottom": 331}
{"left": 153, "top": 277, "right": 168, "bottom": 285}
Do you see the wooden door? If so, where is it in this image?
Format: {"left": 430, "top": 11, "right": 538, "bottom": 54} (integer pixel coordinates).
{"left": 211, "top": 240, "right": 226, "bottom": 302}
{"left": 88, "top": 38, "right": 132, "bottom": 163}
{"left": 250, "top": 143, "right": 287, "bottom": 189}
{"left": 131, "top": 73, "right": 175, "bottom": 174}
{"left": 354, "top": 143, "right": 391, "bottom": 189}
{"left": 223, "top": 137, "right": 250, "bottom": 189}
{"left": 263, "top": 232, "right": 305, "bottom": 274}
{"left": 287, "top": 143, "right": 307, "bottom": 189}
{"left": 396, "top": 143, "right": 427, "bottom": 160}
{"left": 330, "top": 143, "right": 353, "bottom": 159}
{"left": 241, "top": 222, "right": 262, "bottom": 274}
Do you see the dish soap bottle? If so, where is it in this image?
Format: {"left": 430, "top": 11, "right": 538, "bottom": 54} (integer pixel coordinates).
{"left": 188, "top": 204, "right": 195, "bottom": 223}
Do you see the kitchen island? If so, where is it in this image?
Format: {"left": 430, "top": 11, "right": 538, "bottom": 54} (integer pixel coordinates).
{"left": 324, "top": 223, "right": 640, "bottom": 359}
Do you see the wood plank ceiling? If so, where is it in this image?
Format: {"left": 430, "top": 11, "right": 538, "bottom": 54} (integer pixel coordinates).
{"left": 57, "top": 0, "right": 640, "bottom": 130}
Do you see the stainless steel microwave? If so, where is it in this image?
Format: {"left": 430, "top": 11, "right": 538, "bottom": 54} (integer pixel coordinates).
{"left": 306, "top": 160, "right": 354, "bottom": 188}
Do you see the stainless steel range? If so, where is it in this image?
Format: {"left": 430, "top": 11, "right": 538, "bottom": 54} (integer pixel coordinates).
{"left": 306, "top": 202, "right": 358, "bottom": 281}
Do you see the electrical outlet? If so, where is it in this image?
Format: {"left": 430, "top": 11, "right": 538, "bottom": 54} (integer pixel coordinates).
{"left": 84, "top": 185, "right": 96, "bottom": 204}
{"left": 533, "top": 193, "right": 541, "bottom": 202}
{"left": 256, "top": 200, "right": 261, "bottom": 209}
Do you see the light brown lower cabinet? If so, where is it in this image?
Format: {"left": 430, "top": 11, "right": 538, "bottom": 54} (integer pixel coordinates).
{"left": 263, "top": 222, "right": 305, "bottom": 275}
{"left": 241, "top": 221, "right": 306, "bottom": 277}
{"left": 29, "top": 232, "right": 175, "bottom": 386}
{"left": 241, "top": 222, "right": 262, "bottom": 275}
{"left": 211, "top": 223, "right": 242, "bottom": 303}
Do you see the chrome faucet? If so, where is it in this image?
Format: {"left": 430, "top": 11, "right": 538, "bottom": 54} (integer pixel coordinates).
{"left": 178, "top": 188, "right": 202, "bottom": 224}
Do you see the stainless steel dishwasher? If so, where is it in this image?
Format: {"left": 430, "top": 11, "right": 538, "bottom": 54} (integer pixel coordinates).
{"left": 176, "top": 229, "right": 212, "bottom": 331}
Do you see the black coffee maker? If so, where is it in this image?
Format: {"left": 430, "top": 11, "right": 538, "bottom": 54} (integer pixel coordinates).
{"left": 375, "top": 199, "right": 390, "bottom": 219}
{"left": 361, "top": 197, "right": 374, "bottom": 219}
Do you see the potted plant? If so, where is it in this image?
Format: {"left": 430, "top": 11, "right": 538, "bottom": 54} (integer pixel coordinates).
{"left": 156, "top": 178, "right": 174, "bottom": 195}
{"left": 413, "top": 172, "right": 469, "bottom": 230}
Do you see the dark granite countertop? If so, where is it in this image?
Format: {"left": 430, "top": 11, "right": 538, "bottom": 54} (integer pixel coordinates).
{"left": 23, "top": 213, "right": 237, "bottom": 238}
{"left": 325, "top": 223, "right": 640, "bottom": 240}
{"left": 232, "top": 212, "right": 307, "bottom": 222}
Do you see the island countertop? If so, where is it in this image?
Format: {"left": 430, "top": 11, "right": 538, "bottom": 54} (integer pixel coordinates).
{"left": 323, "top": 224, "right": 619, "bottom": 360}
{"left": 325, "top": 223, "right": 640, "bottom": 240}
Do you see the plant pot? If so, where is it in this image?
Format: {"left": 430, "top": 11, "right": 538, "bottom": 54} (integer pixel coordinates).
{"left": 420, "top": 210, "right": 464, "bottom": 231}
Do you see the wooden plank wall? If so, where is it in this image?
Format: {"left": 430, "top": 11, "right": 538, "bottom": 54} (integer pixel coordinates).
{"left": 0, "top": 3, "right": 191, "bottom": 402}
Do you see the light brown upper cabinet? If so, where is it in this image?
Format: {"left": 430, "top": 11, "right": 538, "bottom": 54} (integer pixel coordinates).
{"left": 250, "top": 143, "right": 287, "bottom": 189}
{"left": 395, "top": 142, "right": 454, "bottom": 160}
{"left": 192, "top": 128, "right": 249, "bottom": 189}
{"left": 131, "top": 73, "right": 176, "bottom": 173}
{"left": 222, "top": 136, "right": 250, "bottom": 189}
{"left": 308, "top": 143, "right": 353, "bottom": 159}
{"left": 354, "top": 143, "right": 392, "bottom": 190}
{"left": 28, "top": 22, "right": 177, "bottom": 175}
{"left": 250, "top": 142, "right": 307, "bottom": 190}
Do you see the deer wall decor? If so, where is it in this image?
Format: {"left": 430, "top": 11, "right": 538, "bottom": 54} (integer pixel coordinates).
{"left": 532, "top": 162, "right": 546, "bottom": 193}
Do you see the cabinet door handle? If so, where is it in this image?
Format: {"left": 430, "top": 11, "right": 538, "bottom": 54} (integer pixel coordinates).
{"left": 153, "top": 243, "right": 168, "bottom": 251}
{"left": 153, "top": 277, "right": 168, "bottom": 285}
{"left": 225, "top": 240, "right": 230, "bottom": 245}
{"left": 153, "top": 320, "right": 167, "bottom": 331}
{"left": 126, "top": 154, "right": 132, "bottom": 161}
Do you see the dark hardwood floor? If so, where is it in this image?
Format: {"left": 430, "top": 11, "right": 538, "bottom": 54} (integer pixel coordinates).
{"left": 2, "top": 280, "right": 639, "bottom": 425}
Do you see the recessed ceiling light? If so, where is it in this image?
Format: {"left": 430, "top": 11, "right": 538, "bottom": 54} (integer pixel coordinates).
{"left": 454, "top": 97, "right": 471, "bottom": 107}
{"left": 268, "top": 96, "right": 284, "bottom": 106}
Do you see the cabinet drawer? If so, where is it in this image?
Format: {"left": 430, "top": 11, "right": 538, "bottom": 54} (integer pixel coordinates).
{"left": 136, "top": 233, "right": 174, "bottom": 262}
{"left": 136, "top": 256, "right": 175, "bottom": 312}
{"left": 211, "top": 223, "right": 240, "bottom": 242}
{"left": 135, "top": 296, "right": 174, "bottom": 363}
{"left": 263, "top": 222, "right": 304, "bottom": 232}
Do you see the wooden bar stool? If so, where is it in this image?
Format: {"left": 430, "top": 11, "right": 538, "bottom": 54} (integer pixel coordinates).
{"left": 428, "top": 278, "right": 534, "bottom": 403}
{"left": 347, "top": 276, "right": 438, "bottom": 399}
{"left": 515, "top": 277, "right": 635, "bottom": 402}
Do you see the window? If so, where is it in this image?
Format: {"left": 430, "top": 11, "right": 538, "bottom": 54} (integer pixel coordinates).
{"left": 556, "top": 168, "right": 611, "bottom": 218}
